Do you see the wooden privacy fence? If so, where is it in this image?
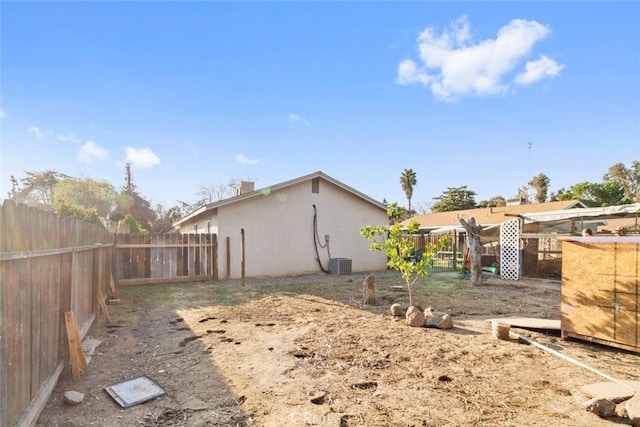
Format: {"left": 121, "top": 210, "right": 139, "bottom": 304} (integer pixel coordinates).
{"left": 0, "top": 200, "right": 114, "bottom": 427}
{"left": 113, "top": 232, "right": 218, "bottom": 285}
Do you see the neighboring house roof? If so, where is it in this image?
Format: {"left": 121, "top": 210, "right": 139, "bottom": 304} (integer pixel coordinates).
{"left": 174, "top": 171, "right": 387, "bottom": 227}
{"left": 404, "top": 200, "right": 587, "bottom": 230}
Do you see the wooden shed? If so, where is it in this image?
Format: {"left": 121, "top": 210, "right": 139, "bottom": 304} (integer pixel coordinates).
{"left": 559, "top": 236, "right": 640, "bottom": 353}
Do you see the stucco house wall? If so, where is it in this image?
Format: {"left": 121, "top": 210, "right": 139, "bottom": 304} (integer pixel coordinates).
{"left": 175, "top": 172, "right": 388, "bottom": 279}
{"left": 185, "top": 212, "right": 219, "bottom": 234}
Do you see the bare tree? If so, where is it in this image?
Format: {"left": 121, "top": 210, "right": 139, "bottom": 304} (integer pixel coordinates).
{"left": 459, "top": 217, "right": 483, "bottom": 286}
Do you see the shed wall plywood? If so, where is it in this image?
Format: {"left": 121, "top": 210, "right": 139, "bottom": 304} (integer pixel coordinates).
{"left": 561, "top": 240, "right": 639, "bottom": 353}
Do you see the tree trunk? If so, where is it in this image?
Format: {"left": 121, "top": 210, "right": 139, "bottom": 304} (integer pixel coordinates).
{"left": 459, "top": 217, "right": 483, "bottom": 286}
{"left": 363, "top": 274, "right": 376, "bottom": 305}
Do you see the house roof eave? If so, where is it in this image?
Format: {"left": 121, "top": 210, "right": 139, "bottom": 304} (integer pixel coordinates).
{"left": 173, "top": 171, "right": 387, "bottom": 226}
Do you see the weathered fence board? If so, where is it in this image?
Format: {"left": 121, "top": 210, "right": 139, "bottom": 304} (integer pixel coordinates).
{"left": 0, "top": 200, "right": 113, "bottom": 427}
{"left": 114, "top": 233, "right": 217, "bottom": 285}
{"left": 1, "top": 202, "right": 219, "bottom": 426}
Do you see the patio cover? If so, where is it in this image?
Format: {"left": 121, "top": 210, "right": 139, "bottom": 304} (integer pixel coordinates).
{"left": 520, "top": 203, "right": 640, "bottom": 224}
{"left": 429, "top": 225, "right": 466, "bottom": 234}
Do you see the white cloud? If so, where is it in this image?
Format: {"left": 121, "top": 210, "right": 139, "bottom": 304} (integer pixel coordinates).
{"left": 236, "top": 153, "right": 259, "bottom": 165}
{"left": 57, "top": 132, "right": 82, "bottom": 144}
{"left": 397, "top": 15, "right": 563, "bottom": 101}
{"left": 515, "top": 55, "right": 565, "bottom": 85}
{"left": 288, "top": 113, "right": 309, "bottom": 125}
{"left": 0, "top": 109, "right": 5, "bottom": 119}
{"left": 125, "top": 147, "right": 160, "bottom": 169}
{"left": 77, "top": 141, "right": 109, "bottom": 163}
{"left": 397, "top": 59, "right": 431, "bottom": 85}
{"left": 28, "top": 126, "right": 53, "bottom": 140}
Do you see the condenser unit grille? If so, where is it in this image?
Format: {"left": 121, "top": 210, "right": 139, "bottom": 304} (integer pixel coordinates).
{"left": 329, "top": 258, "right": 352, "bottom": 275}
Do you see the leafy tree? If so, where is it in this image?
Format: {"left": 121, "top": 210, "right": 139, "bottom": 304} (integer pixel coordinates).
{"left": 432, "top": 186, "right": 477, "bottom": 212}
{"left": 361, "top": 212, "right": 433, "bottom": 308}
{"left": 150, "top": 204, "right": 183, "bottom": 233}
{"left": 551, "top": 188, "right": 574, "bottom": 201}
{"left": 123, "top": 162, "right": 136, "bottom": 193}
{"left": 53, "top": 177, "right": 117, "bottom": 226}
{"left": 120, "top": 213, "right": 148, "bottom": 234}
{"left": 555, "top": 181, "right": 628, "bottom": 207}
{"left": 603, "top": 161, "right": 640, "bottom": 202}
{"left": 529, "top": 173, "right": 550, "bottom": 203}
{"left": 588, "top": 181, "right": 629, "bottom": 206}
{"left": 55, "top": 202, "right": 103, "bottom": 226}
{"left": 110, "top": 163, "right": 157, "bottom": 230}
{"left": 477, "top": 196, "right": 506, "bottom": 208}
{"left": 112, "top": 192, "right": 156, "bottom": 230}
{"left": 400, "top": 169, "right": 417, "bottom": 215}
{"left": 7, "top": 170, "right": 69, "bottom": 209}
{"left": 386, "top": 202, "right": 409, "bottom": 224}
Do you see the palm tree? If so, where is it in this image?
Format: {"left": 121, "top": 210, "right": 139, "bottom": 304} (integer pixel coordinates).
{"left": 400, "top": 168, "right": 417, "bottom": 215}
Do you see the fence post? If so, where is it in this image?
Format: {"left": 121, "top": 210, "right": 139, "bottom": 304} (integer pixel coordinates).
{"left": 226, "top": 237, "right": 230, "bottom": 280}
{"left": 240, "top": 229, "right": 245, "bottom": 287}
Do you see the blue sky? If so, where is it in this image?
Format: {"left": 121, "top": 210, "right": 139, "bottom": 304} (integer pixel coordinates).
{"left": 1, "top": 1, "right": 639, "bottom": 212}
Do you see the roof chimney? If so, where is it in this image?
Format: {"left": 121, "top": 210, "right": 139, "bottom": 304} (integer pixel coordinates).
{"left": 236, "top": 181, "right": 255, "bottom": 195}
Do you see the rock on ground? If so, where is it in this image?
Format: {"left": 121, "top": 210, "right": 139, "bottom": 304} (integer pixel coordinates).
{"left": 626, "top": 393, "right": 640, "bottom": 427}
{"left": 425, "top": 312, "right": 454, "bottom": 329}
{"left": 582, "top": 398, "right": 617, "bottom": 417}
{"left": 581, "top": 381, "right": 640, "bottom": 403}
{"left": 405, "top": 306, "right": 425, "bottom": 327}
{"left": 390, "top": 303, "right": 404, "bottom": 317}
{"left": 63, "top": 391, "right": 85, "bottom": 405}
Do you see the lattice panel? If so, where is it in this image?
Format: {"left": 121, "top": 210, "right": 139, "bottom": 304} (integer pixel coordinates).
{"left": 500, "top": 219, "right": 520, "bottom": 281}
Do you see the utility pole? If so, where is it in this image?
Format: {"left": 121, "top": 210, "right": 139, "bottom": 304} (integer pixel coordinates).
{"left": 528, "top": 141, "right": 533, "bottom": 182}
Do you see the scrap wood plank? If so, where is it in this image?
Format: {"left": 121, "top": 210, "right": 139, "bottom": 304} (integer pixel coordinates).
{"left": 108, "top": 271, "right": 117, "bottom": 295}
{"left": 65, "top": 311, "right": 88, "bottom": 381}
{"left": 98, "top": 290, "right": 112, "bottom": 323}
{"left": 485, "top": 317, "right": 560, "bottom": 330}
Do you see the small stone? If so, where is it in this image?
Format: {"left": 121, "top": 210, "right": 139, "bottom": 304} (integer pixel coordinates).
{"left": 615, "top": 401, "right": 627, "bottom": 418}
{"left": 626, "top": 393, "right": 640, "bottom": 426}
{"left": 310, "top": 392, "right": 327, "bottom": 405}
{"left": 582, "top": 397, "right": 616, "bottom": 417}
{"left": 405, "top": 306, "right": 425, "bottom": 327}
{"left": 581, "top": 381, "right": 640, "bottom": 403}
{"left": 64, "top": 390, "right": 85, "bottom": 405}
{"left": 390, "top": 303, "right": 404, "bottom": 317}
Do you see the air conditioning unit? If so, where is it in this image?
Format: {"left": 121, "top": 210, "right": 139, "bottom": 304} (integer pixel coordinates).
{"left": 329, "top": 258, "right": 352, "bottom": 275}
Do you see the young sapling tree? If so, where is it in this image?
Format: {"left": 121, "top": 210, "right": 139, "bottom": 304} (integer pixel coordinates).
{"left": 360, "top": 217, "right": 433, "bottom": 308}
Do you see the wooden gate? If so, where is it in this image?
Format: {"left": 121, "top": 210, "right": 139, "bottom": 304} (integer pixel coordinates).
{"left": 114, "top": 233, "right": 217, "bottom": 285}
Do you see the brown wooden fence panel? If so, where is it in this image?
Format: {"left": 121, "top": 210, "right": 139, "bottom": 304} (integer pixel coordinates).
{"left": 170, "top": 233, "right": 178, "bottom": 276}
{"left": 113, "top": 233, "right": 217, "bottom": 285}
{"left": 194, "top": 233, "right": 201, "bottom": 276}
{"left": 182, "top": 233, "right": 189, "bottom": 277}
{"left": 0, "top": 200, "right": 113, "bottom": 426}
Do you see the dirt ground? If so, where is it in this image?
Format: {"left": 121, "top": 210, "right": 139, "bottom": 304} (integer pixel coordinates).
{"left": 36, "top": 270, "right": 639, "bottom": 427}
